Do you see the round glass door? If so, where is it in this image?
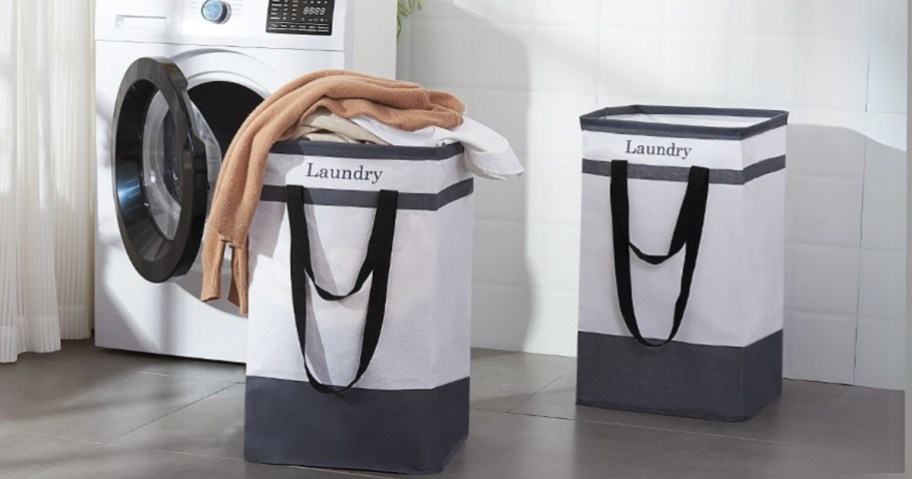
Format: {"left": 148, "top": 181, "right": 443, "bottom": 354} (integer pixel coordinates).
{"left": 112, "top": 57, "right": 220, "bottom": 283}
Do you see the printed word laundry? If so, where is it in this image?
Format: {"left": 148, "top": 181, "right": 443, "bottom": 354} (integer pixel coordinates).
{"left": 625, "top": 139, "right": 692, "bottom": 160}
{"left": 305, "top": 162, "right": 384, "bottom": 184}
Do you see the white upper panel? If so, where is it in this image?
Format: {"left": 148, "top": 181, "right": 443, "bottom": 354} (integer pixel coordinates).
{"left": 95, "top": 0, "right": 352, "bottom": 51}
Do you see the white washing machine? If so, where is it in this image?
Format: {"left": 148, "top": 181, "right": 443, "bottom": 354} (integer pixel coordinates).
{"left": 95, "top": 0, "right": 396, "bottom": 362}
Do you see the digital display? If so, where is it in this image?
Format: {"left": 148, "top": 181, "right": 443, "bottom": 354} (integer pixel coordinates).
{"left": 267, "top": 0, "right": 335, "bottom": 35}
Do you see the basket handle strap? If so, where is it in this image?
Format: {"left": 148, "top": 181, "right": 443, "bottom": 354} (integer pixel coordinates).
{"left": 286, "top": 185, "right": 399, "bottom": 394}
{"left": 610, "top": 160, "right": 709, "bottom": 348}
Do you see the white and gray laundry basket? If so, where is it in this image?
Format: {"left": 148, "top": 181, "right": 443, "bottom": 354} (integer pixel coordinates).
{"left": 244, "top": 140, "right": 473, "bottom": 474}
{"left": 577, "top": 105, "right": 788, "bottom": 421}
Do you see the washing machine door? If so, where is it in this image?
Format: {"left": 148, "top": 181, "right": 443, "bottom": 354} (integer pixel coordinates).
{"left": 111, "top": 57, "right": 221, "bottom": 283}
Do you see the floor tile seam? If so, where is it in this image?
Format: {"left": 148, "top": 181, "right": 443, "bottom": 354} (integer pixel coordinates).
{"left": 0, "top": 357, "right": 118, "bottom": 379}
{"left": 469, "top": 405, "right": 517, "bottom": 414}
{"left": 587, "top": 422, "right": 808, "bottom": 447}
{"left": 833, "top": 386, "right": 854, "bottom": 405}
{"left": 29, "top": 354, "right": 246, "bottom": 384}
{"left": 106, "top": 382, "right": 238, "bottom": 443}
{"left": 593, "top": 421, "right": 806, "bottom": 446}
{"left": 505, "top": 370, "right": 574, "bottom": 414}
{"left": 95, "top": 449, "right": 396, "bottom": 479}
{"left": 1, "top": 435, "right": 113, "bottom": 479}
{"left": 763, "top": 447, "right": 791, "bottom": 479}
{"left": 12, "top": 453, "right": 91, "bottom": 479}
{"left": 5, "top": 360, "right": 242, "bottom": 395}
{"left": 119, "top": 443, "right": 249, "bottom": 462}
{"left": 118, "top": 443, "right": 247, "bottom": 462}
{"left": 288, "top": 465, "right": 391, "bottom": 478}
{"left": 498, "top": 409, "right": 576, "bottom": 423}
{"left": 89, "top": 362, "right": 244, "bottom": 383}
{"left": 61, "top": 441, "right": 254, "bottom": 465}
{"left": 470, "top": 366, "right": 575, "bottom": 379}
{"left": 128, "top": 371, "right": 244, "bottom": 384}
{"left": 499, "top": 409, "right": 811, "bottom": 447}
{"left": 13, "top": 430, "right": 110, "bottom": 448}
{"left": 139, "top": 449, "right": 422, "bottom": 479}
{"left": 800, "top": 385, "right": 857, "bottom": 439}
{"left": 18, "top": 356, "right": 79, "bottom": 368}
{"left": 14, "top": 354, "right": 126, "bottom": 371}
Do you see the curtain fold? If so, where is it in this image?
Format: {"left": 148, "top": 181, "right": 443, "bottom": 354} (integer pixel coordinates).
{"left": 0, "top": 0, "right": 95, "bottom": 363}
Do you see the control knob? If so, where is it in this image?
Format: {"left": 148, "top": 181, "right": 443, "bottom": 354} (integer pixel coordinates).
{"left": 201, "top": 0, "right": 231, "bottom": 24}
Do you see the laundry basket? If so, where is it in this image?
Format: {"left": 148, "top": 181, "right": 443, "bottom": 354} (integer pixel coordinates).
{"left": 576, "top": 105, "right": 789, "bottom": 421}
{"left": 244, "top": 140, "right": 473, "bottom": 474}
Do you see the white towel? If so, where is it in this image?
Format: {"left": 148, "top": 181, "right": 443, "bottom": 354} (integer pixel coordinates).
{"left": 351, "top": 115, "right": 524, "bottom": 180}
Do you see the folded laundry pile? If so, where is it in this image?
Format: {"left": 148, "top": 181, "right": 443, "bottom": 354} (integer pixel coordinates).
{"left": 294, "top": 107, "right": 390, "bottom": 145}
{"left": 201, "top": 69, "right": 522, "bottom": 313}
{"left": 295, "top": 108, "right": 521, "bottom": 181}
{"left": 350, "top": 116, "right": 522, "bottom": 180}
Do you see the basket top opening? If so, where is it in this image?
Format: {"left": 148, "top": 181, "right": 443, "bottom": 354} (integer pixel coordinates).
{"left": 581, "top": 105, "right": 788, "bottom": 140}
{"left": 606, "top": 113, "right": 769, "bottom": 129}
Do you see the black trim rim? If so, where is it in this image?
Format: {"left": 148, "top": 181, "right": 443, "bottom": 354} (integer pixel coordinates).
{"left": 269, "top": 139, "right": 465, "bottom": 161}
{"left": 111, "top": 57, "right": 209, "bottom": 283}
{"left": 579, "top": 105, "right": 789, "bottom": 140}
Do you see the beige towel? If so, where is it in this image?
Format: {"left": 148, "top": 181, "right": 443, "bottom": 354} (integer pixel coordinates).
{"left": 296, "top": 108, "right": 390, "bottom": 144}
{"left": 201, "top": 70, "right": 465, "bottom": 313}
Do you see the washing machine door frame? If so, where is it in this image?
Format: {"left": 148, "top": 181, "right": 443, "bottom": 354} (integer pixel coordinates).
{"left": 111, "top": 56, "right": 209, "bottom": 283}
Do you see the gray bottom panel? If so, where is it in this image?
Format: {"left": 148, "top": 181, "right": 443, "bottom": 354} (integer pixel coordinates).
{"left": 245, "top": 376, "right": 469, "bottom": 475}
{"left": 576, "top": 331, "right": 782, "bottom": 421}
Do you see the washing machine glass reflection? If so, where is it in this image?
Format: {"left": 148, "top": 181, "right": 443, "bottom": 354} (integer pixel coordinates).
{"left": 142, "top": 93, "right": 221, "bottom": 239}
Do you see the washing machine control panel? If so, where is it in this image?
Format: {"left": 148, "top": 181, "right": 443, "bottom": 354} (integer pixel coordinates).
{"left": 266, "top": 0, "right": 335, "bottom": 35}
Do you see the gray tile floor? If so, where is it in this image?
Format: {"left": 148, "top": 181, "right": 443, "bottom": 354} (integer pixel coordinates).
{"left": 0, "top": 340, "right": 903, "bottom": 479}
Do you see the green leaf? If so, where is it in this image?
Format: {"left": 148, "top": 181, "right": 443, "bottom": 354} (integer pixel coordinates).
{"left": 397, "top": 0, "right": 423, "bottom": 38}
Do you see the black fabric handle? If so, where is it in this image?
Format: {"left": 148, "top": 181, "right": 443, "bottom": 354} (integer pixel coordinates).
{"left": 610, "top": 160, "right": 709, "bottom": 348}
{"left": 628, "top": 165, "right": 711, "bottom": 266}
{"left": 286, "top": 185, "right": 398, "bottom": 394}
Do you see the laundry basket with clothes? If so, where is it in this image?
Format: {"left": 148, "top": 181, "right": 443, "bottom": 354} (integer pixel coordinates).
{"left": 200, "top": 70, "right": 522, "bottom": 474}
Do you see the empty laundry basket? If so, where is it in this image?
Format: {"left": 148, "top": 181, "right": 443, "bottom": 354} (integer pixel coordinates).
{"left": 576, "top": 105, "right": 789, "bottom": 421}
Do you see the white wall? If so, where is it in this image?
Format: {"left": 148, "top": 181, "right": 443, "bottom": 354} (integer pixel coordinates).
{"left": 398, "top": 0, "right": 908, "bottom": 390}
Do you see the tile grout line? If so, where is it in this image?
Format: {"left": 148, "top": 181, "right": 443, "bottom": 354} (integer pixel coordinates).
{"left": 25, "top": 440, "right": 385, "bottom": 479}
{"left": 29, "top": 348, "right": 246, "bottom": 383}
{"left": 108, "top": 368, "right": 246, "bottom": 382}
{"left": 106, "top": 444, "right": 243, "bottom": 464}
{"left": 9, "top": 430, "right": 390, "bottom": 479}
{"left": 795, "top": 382, "right": 856, "bottom": 443}
{"left": 780, "top": 384, "right": 856, "bottom": 446}
{"left": 289, "top": 466, "right": 391, "bottom": 479}
{"left": 100, "top": 368, "right": 244, "bottom": 382}
{"left": 15, "top": 431, "right": 111, "bottom": 448}
{"left": 499, "top": 408, "right": 814, "bottom": 448}
{"left": 5, "top": 426, "right": 136, "bottom": 479}
{"left": 106, "top": 382, "right": 238, "bottom": 444}
{"left": 505, "top": 368, "right": 575, "bottom": 414}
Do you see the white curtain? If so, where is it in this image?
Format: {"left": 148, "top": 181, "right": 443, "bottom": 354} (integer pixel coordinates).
{"left": 0, "top": 0, "right": 95, "bottom": 362}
